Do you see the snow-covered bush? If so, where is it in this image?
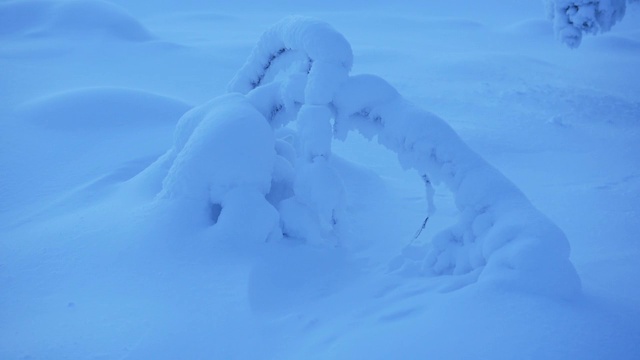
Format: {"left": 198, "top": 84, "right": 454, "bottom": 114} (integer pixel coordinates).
{"left": 545, "top": 0, "right": 638, "bottom": 47}
{"left": 148, "top": 16, "right": 581, "bottom": 299}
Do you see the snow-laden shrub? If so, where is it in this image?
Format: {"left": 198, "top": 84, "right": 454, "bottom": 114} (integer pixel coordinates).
{"left": 150, "top": 16, "right": 581, "bottom": 299}
{"left": 545, "top": 0, "right": 638, "bottom": 48}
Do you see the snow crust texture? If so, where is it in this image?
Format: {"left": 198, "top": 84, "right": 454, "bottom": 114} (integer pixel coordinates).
{"left": 152, "top": 17, "right": 581, "bottom": 299}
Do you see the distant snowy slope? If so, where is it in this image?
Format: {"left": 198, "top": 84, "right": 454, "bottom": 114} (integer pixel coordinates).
{"left": 0, "top": 0, "right": 153, "bottom": 41}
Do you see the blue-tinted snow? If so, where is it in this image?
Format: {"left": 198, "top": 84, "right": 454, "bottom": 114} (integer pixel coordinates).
{"left": 1, "top": 1, "right": 639, "bottom": 359}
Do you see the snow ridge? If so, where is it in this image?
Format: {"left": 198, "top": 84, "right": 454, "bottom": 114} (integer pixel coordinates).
{"left": 152, "top": 17, "right": 581, "bottom": 299}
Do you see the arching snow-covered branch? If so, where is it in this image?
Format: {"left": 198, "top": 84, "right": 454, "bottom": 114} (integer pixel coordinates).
{"left": 228, "top": 16, "right": 352, "bottom": 105}
{"left": 333, "top": 74, "right": 581, "bottom": 298}
{"left": 146, "top": 17, "right": 581, "bottom": 299}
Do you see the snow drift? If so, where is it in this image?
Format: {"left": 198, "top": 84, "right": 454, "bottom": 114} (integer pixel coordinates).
{"left": 142, "top": 16, "right": 581, "bottom": 299}
{"left": 0, "top": 0, "right": 153, "bottom": 41}
{"left": 15, "top": 87, "right": 190, "bottom": 130}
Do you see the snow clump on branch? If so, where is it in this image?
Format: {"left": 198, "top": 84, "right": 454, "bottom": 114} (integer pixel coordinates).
{"left": 545, "top": 0, "right": 638, "bottom": 48}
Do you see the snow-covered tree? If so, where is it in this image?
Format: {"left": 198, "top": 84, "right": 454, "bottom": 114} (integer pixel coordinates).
{"left": 145, "top": 17, "right": 581, "bottom": 299}
{"left": 546, "top": 0, "right": 639, "bottom": 47}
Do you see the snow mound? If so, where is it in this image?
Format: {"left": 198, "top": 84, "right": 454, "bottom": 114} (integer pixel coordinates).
{"left": 141, "top": 17, "right": 581, "bottom": 299}
{"left": 153, "top": 94, "right": 281, "bottom": 245}
{"left": 0, "top": 0, "right": 153, "bottom": 41}
{"left": 161, "top": 94, "right": 275, "bottom": 203}
{"left": 15, "top": 87, "right": 190, "bottom": 130}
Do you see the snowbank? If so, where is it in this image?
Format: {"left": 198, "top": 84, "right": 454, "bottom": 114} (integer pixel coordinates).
{"left": 0, "top": 0, "right": 153, "bottom": 41}
{"left": 145, "top": 17, "right": 580, "bottom": 299}
{"left": 15, "top": 87, "right": 189, "bottom": 130}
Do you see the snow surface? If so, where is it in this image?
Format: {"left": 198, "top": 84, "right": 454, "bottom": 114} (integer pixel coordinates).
{"left": 1, "top": 1, "right": 640, "bottom": 359}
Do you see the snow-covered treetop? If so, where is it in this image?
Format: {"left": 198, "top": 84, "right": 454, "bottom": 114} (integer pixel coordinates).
{"left": 545, "top": 0, "right": 638, "bottom": 48}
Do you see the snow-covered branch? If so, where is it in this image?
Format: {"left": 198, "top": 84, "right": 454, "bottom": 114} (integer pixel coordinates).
{"left": 150, "top": 17, "right": 581, "bottom": 299}
{"left": 545, "top": 0, "right": 638, "bottom": 47}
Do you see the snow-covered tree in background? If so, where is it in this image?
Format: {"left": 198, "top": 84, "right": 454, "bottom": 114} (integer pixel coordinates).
{"left": 146, "top": 17, "right": 581, "bottom": 299}
{"left": 546, "top": 0, "right": 639, "bottom": 47}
